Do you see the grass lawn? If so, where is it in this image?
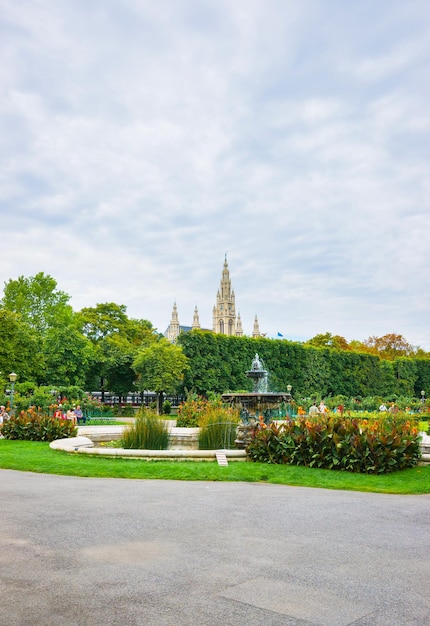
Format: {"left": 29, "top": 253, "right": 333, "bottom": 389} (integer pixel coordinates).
{"left": 0, "top": 439, "right": 429, "bottom": 494}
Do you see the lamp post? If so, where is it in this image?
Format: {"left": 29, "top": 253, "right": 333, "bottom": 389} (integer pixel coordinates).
{"left": 421, "top": 390, "right": 425, "bottom": 404}
{"left": 9, "top": 372, "right": 17, "bottom": 414}
{"left": 286, "top": 384, "right": 292, "bottom": 417}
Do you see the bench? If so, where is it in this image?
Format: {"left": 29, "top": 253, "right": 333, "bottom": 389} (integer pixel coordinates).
{"left": 78, "top": 415, "right": 118, "bottom": 425}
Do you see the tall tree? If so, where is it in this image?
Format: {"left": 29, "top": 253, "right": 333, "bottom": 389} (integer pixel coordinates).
{"left": 1, "top": 272, "right": 73, "bottom": 334}
{"left": 133, "top": 339, "right": 189, "bottom": 413}
{"left": 77, "top": 303, "right": 158, "bottom": 397}
{"left": 0, "top": 310, "right": 40, "bottom": 382}
{"left": 363, "top": 334, "right": 416, "bottom": 360}
{"left": 305, "top": 333, "right": 350, "bottom": 351}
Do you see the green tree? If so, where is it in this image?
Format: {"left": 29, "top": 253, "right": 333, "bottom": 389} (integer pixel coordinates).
{"left": 0, "top": 310, "right": 40, "bottom": 383}
{"left": 42, "top": 322, "right": 93, "bottom": 387}
{"left": 77, "top": 303, "right": 158, "bottom": 397}
{"left": 305, "top": 332, "right": 350, "bottom": 351}
{"left": 133, "top": 339, "right": 189, "bottom": 413}
{"left": 77, "top": 303, "right": 130, "bottom": 342}
{"left": 1, "top": 272, "right": 73, "bottom": 335}
{"left": 101, "top": 335, "right": 137, "bottom": 400}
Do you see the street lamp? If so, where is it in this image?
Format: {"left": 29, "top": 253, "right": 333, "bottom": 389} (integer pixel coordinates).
{"left": 9, "top": 372, "right": 17, "bottom": 414}
{"left": 286, "top": 384, "right": 292, "bottom": 417}
{"left": 421, "top": 390, "right": 425, "bottom": 404}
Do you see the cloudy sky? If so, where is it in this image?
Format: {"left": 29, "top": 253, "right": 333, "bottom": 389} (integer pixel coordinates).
{"left": 1, "top": 0, "right": 429, "bottom": 349}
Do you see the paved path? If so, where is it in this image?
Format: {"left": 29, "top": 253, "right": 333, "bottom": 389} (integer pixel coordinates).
{"left": 1, "top": 470, "right": 429, "bottom": 626}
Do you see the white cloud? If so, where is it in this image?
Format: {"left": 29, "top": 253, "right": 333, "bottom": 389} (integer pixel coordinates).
{"left": 1, "top": 0, "right": 429, "bottom": 349}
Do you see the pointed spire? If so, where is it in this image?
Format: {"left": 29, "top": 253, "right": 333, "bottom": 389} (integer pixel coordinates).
{"left": 213, "top": 255, "right": 237, "bottom": 335}
{"left": 166, "top": 301, "right": 180, "bottom": 342}
{"left": 192, "top": 305, "right": 201, "bottom": 329}
{"left": 235, "top": 312, "right": 243, "bottom": 336}
{"left": 252, "top": 315, "right": 261, "bottom": 338}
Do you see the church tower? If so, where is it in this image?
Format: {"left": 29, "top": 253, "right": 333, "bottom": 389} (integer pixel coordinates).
{"left": 212, "top": 255, "right": 242, "bottom": 336}
{"left": 166, "top": 301, "right": 180, "bottom": 342}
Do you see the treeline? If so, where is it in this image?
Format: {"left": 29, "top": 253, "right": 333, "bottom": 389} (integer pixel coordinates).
{"left": 1, "top": 272, "right": 429, "bottom": 403}
{"left": 178, "top": 331, "right": 430, "bottom": 399}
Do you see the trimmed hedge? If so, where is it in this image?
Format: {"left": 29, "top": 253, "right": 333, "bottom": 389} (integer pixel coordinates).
{"left": 0, "top": 409, "right": 77, "bottom": 442}
{"left": 246, "top": 416, "right": 421, "bottom": 474}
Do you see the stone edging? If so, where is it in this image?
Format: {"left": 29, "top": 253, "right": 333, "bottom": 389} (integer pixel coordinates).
{"left": 49, "top": 436, "right": 247, "bottom": 461}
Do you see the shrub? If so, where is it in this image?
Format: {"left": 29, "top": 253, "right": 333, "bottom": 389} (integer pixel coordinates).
{"left": 162, "top": 400, "right": 172, "bottom": 415}
{"left": 122, "top": 411, "right": 169, "bottom": 450}
{"left": 0, "top": 408, "right": 77, "bottom": 442}
{"left": 176, "top": 394, "right": 208, "bottom": 427}
{"left": 116, "top": 404, "right": 135, "bottom": 417}
{"left": 246, "top": 416, "right": 421, "bottom": 474}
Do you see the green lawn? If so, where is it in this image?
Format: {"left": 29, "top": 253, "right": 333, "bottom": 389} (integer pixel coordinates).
{"left": 1, "top": 439, "right": 429, "bottom": 494}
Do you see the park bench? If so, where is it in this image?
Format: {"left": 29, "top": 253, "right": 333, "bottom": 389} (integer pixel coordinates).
{"left": 78, "top": 415, "right": 118, "bottom": 425}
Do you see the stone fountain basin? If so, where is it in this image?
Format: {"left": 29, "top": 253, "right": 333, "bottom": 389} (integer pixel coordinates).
{"left": 49, "top": 425, "right": 247, "bottom": 461}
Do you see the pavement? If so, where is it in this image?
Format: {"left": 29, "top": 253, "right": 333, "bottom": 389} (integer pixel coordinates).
{"left": 0, "top": 469, "right": 429, "bottom": 626}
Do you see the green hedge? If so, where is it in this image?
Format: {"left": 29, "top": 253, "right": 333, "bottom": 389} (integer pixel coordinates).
{"left": 178, "top": 331, "right": 430, "bottom": 398}
{"left": 246, "top": 416, "right": 421, "bottom": 474}
{"left": 1, "top": 409, "right": 77, "bottom": 441}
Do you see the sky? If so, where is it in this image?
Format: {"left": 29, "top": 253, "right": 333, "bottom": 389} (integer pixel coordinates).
{"left": 1, "top": 0, "right": 429, "bottom": 349}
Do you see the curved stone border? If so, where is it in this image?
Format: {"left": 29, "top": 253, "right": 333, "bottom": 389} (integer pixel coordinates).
{"left": 49, "top": 436, "right": 247, "bottom": 461}
{"left": 50, "top": 431, "right": 430, "bottom": 464}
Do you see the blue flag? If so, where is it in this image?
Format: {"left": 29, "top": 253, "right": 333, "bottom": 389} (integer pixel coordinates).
{"left": 277, "top": 332, "right": 283, "bottom": 337}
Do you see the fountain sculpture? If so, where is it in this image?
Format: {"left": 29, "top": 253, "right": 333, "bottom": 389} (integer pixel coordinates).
{"left": 221, "top": 353, "right": 293, "bottom": 448}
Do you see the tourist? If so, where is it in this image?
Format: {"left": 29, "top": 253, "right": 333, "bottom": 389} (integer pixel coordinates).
{"left": 0, "top": 405, "right": 9, "bottom": 424}
{"left": 66, "top": 408, "right": 77, "bottom": 425}
{"left": 379, "top": 403, "right": 387, "bottom": 412}
{"left": 74, "top": 405, "right": 84, "bottom": 424}
{"left": 53, "top": 405, "right": 63, "bottom": 419}
{"left": 309, "top": 402, "right": 318, "bottom": 416}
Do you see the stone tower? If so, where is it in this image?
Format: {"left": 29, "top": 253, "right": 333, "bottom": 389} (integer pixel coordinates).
{"left": 166, "top": 301, "right": 181, "bottom": 342}
{"left": 191, "top": 305, "right": 201, "bottom": 330}
{"left": 212, "top": 255, "right": 243, "bottom": 336}
{"left": 252, "top": 314, "right": 261, "bottom": 338}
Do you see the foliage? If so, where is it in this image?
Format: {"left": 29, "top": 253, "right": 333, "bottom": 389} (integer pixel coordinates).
{"left": 197, "top": 397, "right": 240, "bottom": 449}
{"left": 121, "top": 410, "right": 169, "bottom": 450}
{"left": 176, "top": 393, "right": 209, "bottom": 427}
{"left": 0, "top": 408, "right": 76, "bottom": 441}
{"left": 162, "top": 400, "right": 172, "bottom": 415}
{"left": 0, "top": 310, "right": 41, "bottom": 381}
{"left": 1, "top": 272, "right": 73, "bottom": 335}
{"left": 42, "top": 323, "right": 93, "bottom": 387}
{"left": 178, "top": 331, "right": 430, "bottom": 400}
{"left": 246, "top": 416, "right": 421, "bottom": 474}
{"left": 363, "top": 334, "right": 417, "bottom": 360}
{"left": 305, "top": 332, "right": 350, "bottom": 350}
{"left": 133, "top": 338, "right": 189, "bottom": 413}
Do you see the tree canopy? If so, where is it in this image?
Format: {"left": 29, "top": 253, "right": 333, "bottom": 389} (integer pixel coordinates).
{"left": 133, "top": 339, "right": 189, "bottom": 413}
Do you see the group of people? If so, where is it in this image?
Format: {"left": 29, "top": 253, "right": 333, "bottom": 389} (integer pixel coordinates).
{"left": 308, "top": 401, "right": 330, "bottom": 416}
{"left": 53, "top": 405, "right": 84, "bottom": 425}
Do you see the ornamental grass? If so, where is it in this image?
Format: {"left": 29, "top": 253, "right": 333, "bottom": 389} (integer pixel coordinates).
{"left": 121, "top": 410, "right": 169, "bottom": 450}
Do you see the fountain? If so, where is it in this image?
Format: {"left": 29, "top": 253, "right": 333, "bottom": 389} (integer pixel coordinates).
{"left": 221, "top": 354, "right": 293, "bottom": 448}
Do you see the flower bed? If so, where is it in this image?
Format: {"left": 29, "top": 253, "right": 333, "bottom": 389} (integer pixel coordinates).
{"left": 246, "top": 416, "right": 421, "bottom": 473}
